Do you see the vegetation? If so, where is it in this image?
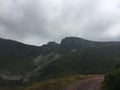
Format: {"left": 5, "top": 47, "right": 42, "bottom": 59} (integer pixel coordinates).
{"left": 1, "top": 37, "right": 120, "bottom": 75}
{"left": 17, "top": 75, "right": 101, "bottom": 90}
{"left": 0, "top": 38, "right": 39, "bottom": 73}
{"left": 39, "top": 45, "right": 120, "bottom": 79}
{"left": 1, "top": 37, "right": 120, "bottom": 90}
{"left": 102, "top": 64, "right": 120, "bottom": 90}
{"left": 0, "top": 75, "right": 101, "bottom": 90}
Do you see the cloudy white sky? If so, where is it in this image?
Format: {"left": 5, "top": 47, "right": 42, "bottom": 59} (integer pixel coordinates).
{"left": 0, "top": 0, "right": 120, "bottom": 45}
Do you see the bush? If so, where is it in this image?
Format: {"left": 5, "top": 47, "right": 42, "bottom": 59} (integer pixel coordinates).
{"left": 104, "top": 68, "right": 120, "bottom": 90}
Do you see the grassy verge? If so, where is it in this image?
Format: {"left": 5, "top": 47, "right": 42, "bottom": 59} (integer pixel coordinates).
{"left": 18, "top": 75, "right": 103, "bottom": 90}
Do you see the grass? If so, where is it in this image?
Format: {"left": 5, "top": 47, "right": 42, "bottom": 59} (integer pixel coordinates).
{"left": 17, "top": 75, "right": 103, "bottom": 90}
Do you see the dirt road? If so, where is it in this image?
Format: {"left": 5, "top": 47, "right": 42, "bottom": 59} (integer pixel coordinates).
{"left": 65, "top": 77, "right": 104, "bottom": 90}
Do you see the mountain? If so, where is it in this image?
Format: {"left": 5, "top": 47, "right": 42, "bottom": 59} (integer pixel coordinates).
{"left": 38, "top": 37, "right": 120, "bottom": 79}
{"left": 0, "top": 38, "right": 59, "bottom": 73}
{"left": 59, "top": 37, "right": 91, "bottom": 53}
{"left": 0, "top": 37, "right": 120, "bottom": 81}
{"left": 0, "top": 38, "right": 38, "bottom": 72}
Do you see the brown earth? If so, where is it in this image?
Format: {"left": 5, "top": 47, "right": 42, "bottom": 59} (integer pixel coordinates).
{"left": 65, "top": 77, "right": 104, "bottom": 90}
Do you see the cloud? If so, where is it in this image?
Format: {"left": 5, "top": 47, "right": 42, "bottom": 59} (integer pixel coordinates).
{"left": 0, "top": 0, "right": 120, "bottom": 45}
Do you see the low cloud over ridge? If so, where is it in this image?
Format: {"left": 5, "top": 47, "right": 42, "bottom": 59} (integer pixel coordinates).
{"left": 0, "top": 0, "right": 120, "bottom": 45}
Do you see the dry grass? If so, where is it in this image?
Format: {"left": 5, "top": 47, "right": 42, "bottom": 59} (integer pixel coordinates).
{"left": 19, "top": 75, "right": 103, "bottom": 90}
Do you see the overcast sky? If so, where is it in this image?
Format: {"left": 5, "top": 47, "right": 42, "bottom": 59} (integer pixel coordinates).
{"left": 0, "top": 0, "right": 120, "bottom": 45}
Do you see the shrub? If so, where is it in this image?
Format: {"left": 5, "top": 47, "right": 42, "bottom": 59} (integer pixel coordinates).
{"left": 104, "top": 68, "right": 120, "bottom": 90}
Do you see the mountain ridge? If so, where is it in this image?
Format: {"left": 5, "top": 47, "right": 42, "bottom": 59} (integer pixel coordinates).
{"left": 0, "top": 37, "right": 120, "bottom": 82}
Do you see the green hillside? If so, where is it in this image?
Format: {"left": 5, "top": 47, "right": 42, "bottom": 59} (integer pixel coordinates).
{"left": 38, "top": 42, "right": 120, "bottom": 79}
{"left": 0, "top": 37, "right": 120, "bottom": 81}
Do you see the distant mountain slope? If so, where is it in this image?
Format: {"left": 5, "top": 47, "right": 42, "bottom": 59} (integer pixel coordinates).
{"left": 0, "top": 38, "right": 60, "bottom": 75}
{"left": 38, "top": 37, "right": 120, "bottom": 78}
{"left": 0, "top": 37, "right": 120, "bottom": 80}
{"left": 0, "top": 38, "right": 39, "bottom": 72}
